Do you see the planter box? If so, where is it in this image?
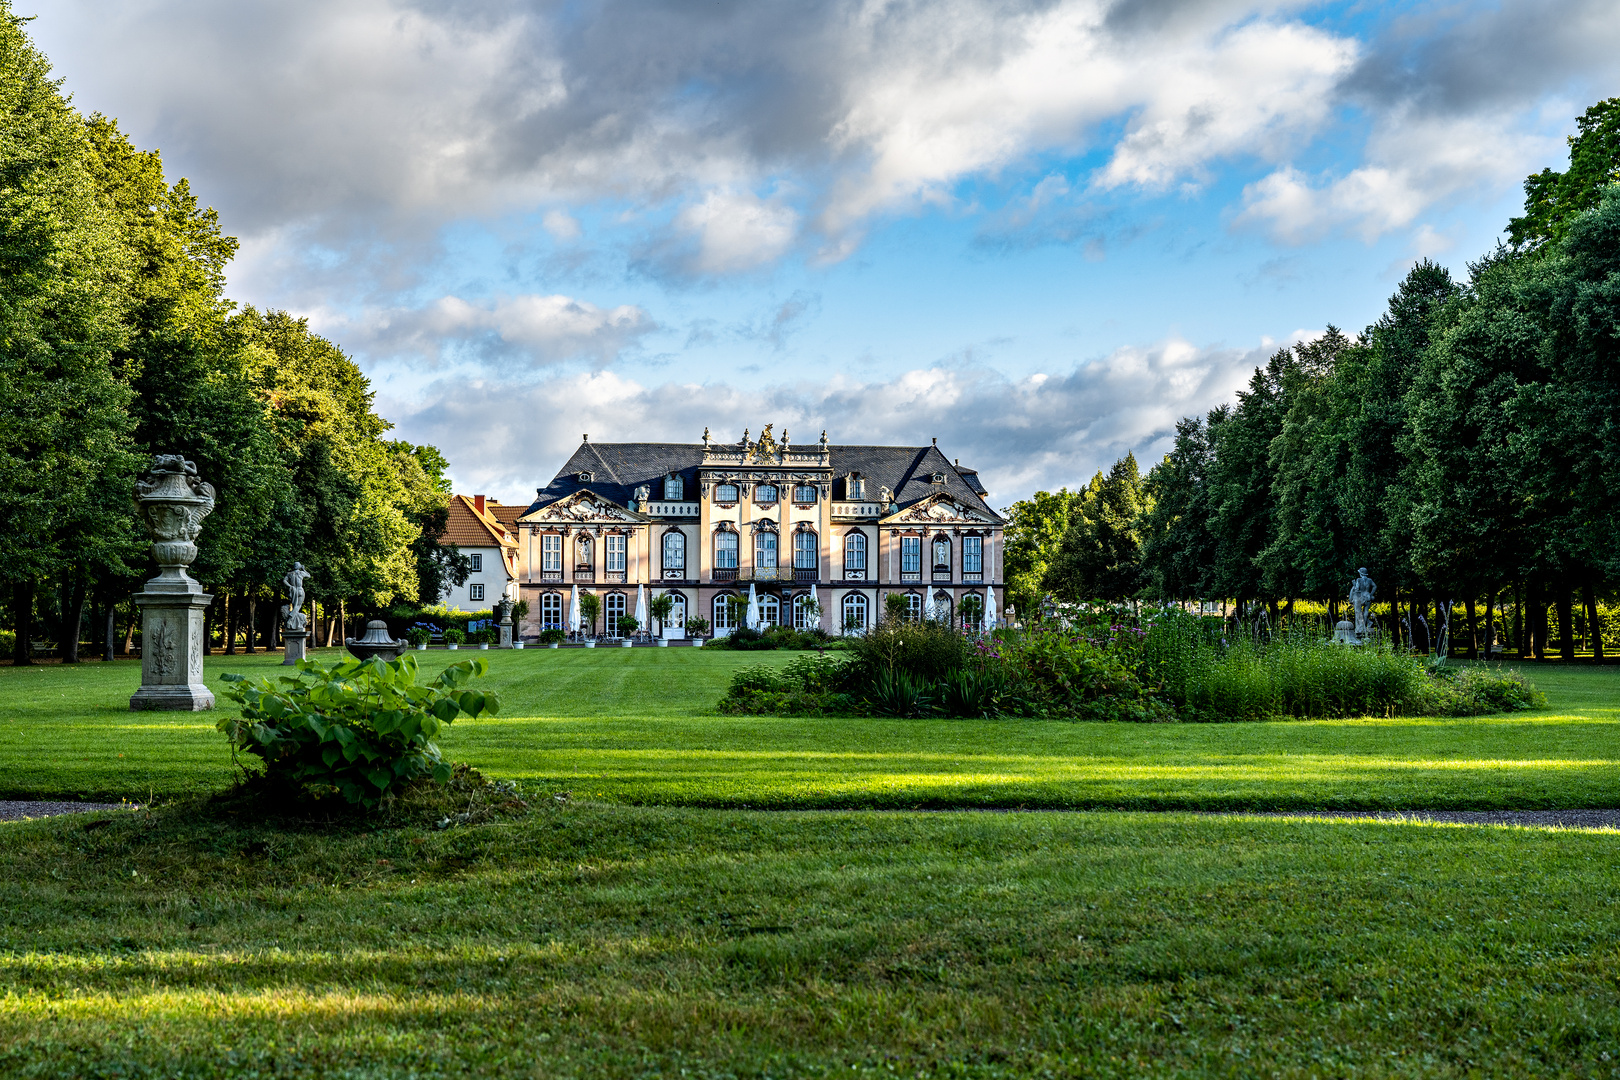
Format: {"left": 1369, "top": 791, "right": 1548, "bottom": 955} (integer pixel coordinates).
{"left": 549, "top": 643, "right": 559, "bottom": 649}
{"left": 416, "top": 644, "right": 428, "bottom": 651}
{"left": 620, "top": 640, "right": 632, "bottom": 648}
{"left": 479, "top": 643, "right": 489, "bottom": 650}
{"left": 446, "top": 643, "right": 459, "bottom": 650}
{"left": 657, "top": 639, "right": 669, "bottom": 647}
{"left": 513, "top": 642, "right": 525, "bottom": 650}
{"left": 584, "top": 641, "right": 596, "bottom": 648}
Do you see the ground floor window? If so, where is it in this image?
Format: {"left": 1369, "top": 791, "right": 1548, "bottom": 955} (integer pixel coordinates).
{"left": 605, "top": 592, "right": 626, "bottom": 636}
{"left": 713, "top": 594, "right": 737, "bottom": 630}
{"left": 759, "top": 594, "right": 781, "bottom": 627}
{"left": 793, "top": 594, "right": 819, "bottom": 630}
{"left": 666, "top": 592, "right": 686, "bottom": 629}
{"left": 841, "top": 593, "right": 868, "bottom": 633}
{"left": 932, "top": 591, "right": 953, "bottom": 624}
{"left": 905, "top": 592, "right": 923, "bottom": 622}
{"left": 540, "top": 592, "right": 563, "bottom": 629}
{"left": 469, "top": 583, "right": 484, "bottom": 602}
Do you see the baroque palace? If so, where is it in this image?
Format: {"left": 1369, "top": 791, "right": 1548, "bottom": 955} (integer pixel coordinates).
{"left": 511, "top": 425, "right": 1005, "bottom": 639}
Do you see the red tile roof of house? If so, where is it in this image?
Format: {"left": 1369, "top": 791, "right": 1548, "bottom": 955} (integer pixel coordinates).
{"left": 444, "top": 495, "right": 519, "bottom": 549}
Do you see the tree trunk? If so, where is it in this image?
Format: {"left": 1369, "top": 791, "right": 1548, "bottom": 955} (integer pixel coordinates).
{"left": 61, "top": 575, "right": 87, "bottom": 664}
{"left": 1390, "top": 584, "right": 1401, "bottom": 648}
{"left": 1558, "top": 587, "right": 1576, "bottom": 661}
{"left": 244, "top": 593, "right": 256, "bottom": 654}
{"left": 1483, "top": 590, "right": 1497, "bottom": 660}
{"left": 12, "top": 580, "right": 33, "bottom": 665}
{"left": 224, "top": 589, "right": 237, "bottom": 655}
{"left": 1512, "top": 585, "right": 1523, "bottom": 658}
{"left": 1465, "top": 598, "right": 1478, "bottom": 660}
{"left": 202, "top": 594, "right": 213, "bottom": 657}
{"left": 104, "top": 593, "right": 117, "bottom": 662}
{"left": 1585, "top": 583, "right": 1604, "bottom": 663}
{"left": 123, "top": 606, "right": 137, "bottom": 655}
{"left": 1526, "top": 580, "right": 1542, "bottom": 659}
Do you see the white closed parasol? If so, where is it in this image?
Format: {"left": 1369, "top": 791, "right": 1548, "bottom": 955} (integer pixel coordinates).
{"left": 746, "top": 583, "right": 760, "bottom": 629}
{"left": 983, "top": 589, "right": 997, "bottom": 631}
{"left": 634, "top": 583, "right": 648, "bottom": 636}
{"left": 569, "top": 584, "right": 581, "bottom": 635}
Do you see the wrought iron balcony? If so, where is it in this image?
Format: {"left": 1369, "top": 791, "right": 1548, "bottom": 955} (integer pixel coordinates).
{"left": 713, "top": 567, "right": 738, "bottom": 582}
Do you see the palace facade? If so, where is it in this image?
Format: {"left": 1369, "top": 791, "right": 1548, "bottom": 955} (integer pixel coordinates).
{"left": 512, "top": 426, "right": 1005, "bottom": 639}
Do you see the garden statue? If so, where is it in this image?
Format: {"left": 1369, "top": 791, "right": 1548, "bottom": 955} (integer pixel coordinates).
{"left": 1349, "top": 568, "right": 1377, "bottom": 638}
{"left": 130, "top": 455, "right": 216, "bottom": 710}
{"left": 281, "top": 561, "right": 312, "bottom": 665}
{"left": 495, "top": 595, "right": 514, "bottom": 648}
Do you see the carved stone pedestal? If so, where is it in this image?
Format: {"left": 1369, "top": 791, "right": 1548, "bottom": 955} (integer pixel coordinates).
{"left": 283, "top": 630, "right": 309, "bottom": 666}
{"left": 131, "top": 590, "right": 214, "bottom": 711}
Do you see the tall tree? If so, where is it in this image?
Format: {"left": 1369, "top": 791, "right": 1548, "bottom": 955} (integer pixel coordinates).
{"left": 1045, "top": 453, "right": 1149, "bottom": 602}
{"left": 1001, "top": 488, "right": 1081, "bottom": 618}
{"left": 1141, "top": 416, "right": 1218, "bottom": 599}
{"left": 1509, "top": 98, "right": 1620, "bottom": 251}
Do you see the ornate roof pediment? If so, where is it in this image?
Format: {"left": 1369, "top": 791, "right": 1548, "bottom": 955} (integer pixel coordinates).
{"left": 519, "top": 491, "right": 644, "bottom": 524}
{"left": 884, "top": 494, "right": 1000, "bottom": 526}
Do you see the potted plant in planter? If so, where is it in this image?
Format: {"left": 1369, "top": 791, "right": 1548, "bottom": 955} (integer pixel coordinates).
{"left": 649, "top": 594, "right": 675, "bottom": 647}
{"left": 443, "top": 627, "right": 465, "bottom": 651}
{"left": 685, "top": 616, "right": 709, "bottom": 644}
{"left": 617, "top": 615, "right": 638, "bottom": 645}
{"left": 406, "top": 626, "right": 431, "bottom": 651}
{"left": 474, "top": 627, "right": 491, "bottom": 650}
{"left": 539, "top": 628, "right": 566, "bottom": 649}
{"left": 579, "top": 594, "right": 601, "bottom": 646}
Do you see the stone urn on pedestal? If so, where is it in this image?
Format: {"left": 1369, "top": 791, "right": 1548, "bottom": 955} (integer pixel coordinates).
{"left": 129, "top": 456, "right": 216, "bottom": 711}
{"left": 495, "top": 596, "right": 515, "bottom": 649}
{"left": 345, "top": 620, "right": 408, "bottom": 663}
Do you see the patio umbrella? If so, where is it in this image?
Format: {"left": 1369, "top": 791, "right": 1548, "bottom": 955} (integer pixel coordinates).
{"left": 568, "top": 584, "right": 581, "bottom": 635}
{"left": 746, "top": 583, "right": 760, "bottom": 629}
{"left": 924, "top": 589, "right": 937, "bottom": 622}
{"left": 809, "top": 583, "right": 819, "bottom": 630}
{"left": 983, "top": 589, "right": 997, "bottom": 631}
{"left": 634, "top": 584, "right": 648, "bottom": 637}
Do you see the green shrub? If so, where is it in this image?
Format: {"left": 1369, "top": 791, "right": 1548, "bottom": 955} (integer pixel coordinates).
{"left": 0, "top": 629, "right": 13, "bottom": 655}
{"left": 538, "top": 628, "right": 566, "bottom": 645}
{"left": 443, "top": 627, "right": 466, "bottom": 645}
{"left": 1431, "top": 665, "right": 1549, "bottom": 715}
{"left": 685, "top": 616, "right": 710, "bottom": 637}
{"left": 992, "top": 627, "right": 1170, "bottom": 721}
{"left": 866, "top": 668, "right": 937, "bottom": 717}
{"left": 218, "top": 655, "right": 500, "bottom": 808}
{"left": 843, "top": 614, "right": 971, "bottom": 683}
{"left": 404, "top": 627, "right": 431, "bottom": 647}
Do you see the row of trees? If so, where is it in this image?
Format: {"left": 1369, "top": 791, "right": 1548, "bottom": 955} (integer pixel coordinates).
{"left": 0, "top": 9, "right": 467, "bottom": 664}
{"left": 1005, "top": 98, "right": 1620, "bottom": 660}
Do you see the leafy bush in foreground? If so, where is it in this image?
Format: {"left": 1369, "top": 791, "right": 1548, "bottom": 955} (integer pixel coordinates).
{"left": 219, "top": 655, "right": 500, "bottom": 807}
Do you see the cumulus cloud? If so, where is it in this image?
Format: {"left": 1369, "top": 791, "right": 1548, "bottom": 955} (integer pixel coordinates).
{"left": 384, "top": 333, "right": 1278, "bottom": 506}
{"left": 346, "top": 293, "right": 656, "bottom": 368}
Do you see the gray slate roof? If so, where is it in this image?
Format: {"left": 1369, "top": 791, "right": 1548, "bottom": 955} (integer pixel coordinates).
{"left": 526, "top": 441, "right": 1000, "bottom": 521}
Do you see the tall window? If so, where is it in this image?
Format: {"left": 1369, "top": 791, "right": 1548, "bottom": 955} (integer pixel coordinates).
{"left": 755, "top": 484, "right": 778, "bottom": 503}
{"left": 932, "top": 537, "right": 951, "bottom": 574}
{"left": 715, "top": 530, "right": 738, "bottom": 569}
{"left": 605, "top": 592, "right": 626, "bottom": 635}
{"left": 933, "top": 592, "right": 952, "bottom": 624}
{"left": 606, "top": 534, "right": 626, "bottom": 572}
{"left": 663, "top": 474, "right": 684, "bottom": 500}
{"left": 901, "top": 536, "right": 921, "bottom": 575}
{"left": 755, "top": 532, "right": 778, "bottom": 568}
{"left": 667, "top": 592, "right": 686, "bottom": 628}
{"left": 845, "top": 532, "right": 866, "bottom": 571}
{"left": 793, "top": 484, "right": 816, "bottom": 503}
{"left": 793, "top": 531, "right": 817, "bottom": 570}
{"left": 716, "top": 483, "right": 738, "bottom": 503}
{"left": 540, "top": 592, "right": 563, "bottom": 629}
{"left": 470, "top": 553, "right": 483, "bottom": 572}
{"left": 662, "top": 531, "right": 685, "bottom": 574}
{"left": 713, "top": 594, "right": 737, "bottom": 630}
{"left": 542, "top": 534, "right": 562, "bottom": 572}
{"left": 841, "top": 593, "right": 868, "bottom": 633}
{"left": 793, "top": 594, "right": 819, "bottom": 630}
{"left": 575, "top": 535, "right": 593, "bottom": 568}
{"left": 905, "top": 592, "right": 923, "bottom": 622}
{"left": 963, "top": 536, "right": 983, "bottom": 574}
{"left": 759, "top": 594, "right": 780, "bottom": 626}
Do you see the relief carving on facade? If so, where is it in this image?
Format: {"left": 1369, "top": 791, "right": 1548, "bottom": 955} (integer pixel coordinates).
{"left": 893, "top": 497, "right": 992, "bottom": 524}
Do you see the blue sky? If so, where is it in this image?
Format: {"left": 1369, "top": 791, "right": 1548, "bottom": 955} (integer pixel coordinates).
{"left": 28, "top": 0, "right": 1620, "bottom": 507}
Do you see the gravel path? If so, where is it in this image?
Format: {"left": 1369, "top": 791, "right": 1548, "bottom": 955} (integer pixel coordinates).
{"left": 0, "top": 800, "right": 135, "bottom": 822}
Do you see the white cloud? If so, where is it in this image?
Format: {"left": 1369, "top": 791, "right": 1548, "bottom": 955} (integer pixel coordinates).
{"left": 542, "top": 210, "right": 583, "bottom": 241}
{"left": 673, "top": 189, "right": 800, "bottom": 275}
{"left": 385, "top": 333, "right": 1276, "bottom": 506}
{"left": 351, "top": 293, "right": 656, "bottom": 368}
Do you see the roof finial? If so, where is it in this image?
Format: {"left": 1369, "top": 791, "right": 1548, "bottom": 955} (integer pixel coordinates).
{"left": 741, "top": 427, "right": 750, "bottom": 445}
{"left": 931, "top": 436, "right": 937, "bottom": 446}
{"left": 819, "top": 429, "right": 828, "bottom": 449}
{"left": 582, "top": 433, "right": 589, "bottom": 443}
{"left": 702, "top": 426, "right": 711, "bottom": 447}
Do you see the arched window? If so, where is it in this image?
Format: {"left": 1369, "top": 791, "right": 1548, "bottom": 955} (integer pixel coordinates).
{"left": 755, "top": 531, "right": 777, "bottom": 569}
{"left": 713, "top": 594, "right": 737, "bottom": 631}
{"left": 793, "top": 484, "right": 816, "bottom": 503}
{"left": 759, "top": 594, "right": 781, "bottom": 626}
{"left": 714, "top": 530, "right": 738, "bottom": 569}
{"left": 932, "top": 536, "right": 952, "bottom": 575}
{"left": 540, "top": 592, "right": 563, "bottom": 630}
{"left": 844, "top": 532, "right": 866, "bottom": 575}
{"left": 716, "top": 482, "right": 738, "bottom": 503}
{"left": 905, "top": 592, "right": 923, "bottom": 622}
{"left": 841, "top": 593, "right": 868, "bottom": 634}
{"left": 933, "top": 590, "right": 953, "bottom": 624}
{"left": 662, "top": 531, "right": 686, "bottom": 576}
{"left": 663, "top": 474, "right": 684, "bottom": 500}
{"left": 793, "top": 530, "right": 818, "bottom": 570}
{"left": 575, "top": 534, "right": 593, "bottom": 569}
{"left": 793, "top": 593, "right": 819, "bottom": 630}
{"left": 755, "top": 484, "right": 778, "bottom": 504}
{"left": 605, "top": 592, "right": 627, "bottom": 636}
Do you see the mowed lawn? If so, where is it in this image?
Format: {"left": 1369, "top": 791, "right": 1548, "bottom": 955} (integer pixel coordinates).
{"left": 3, "top": 647, "right": 1620, "bottom": 806}
{"left": 1, "top": 648, "right": 1619, "bottom": 809}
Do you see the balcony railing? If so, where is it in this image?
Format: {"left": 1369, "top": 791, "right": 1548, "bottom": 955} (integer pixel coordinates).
{"left": 831, "top": 501, "right": 881, "bottom": 517}
{"left": 573, "top": 570, "right": 595, "bottom": 582}
{"left": 794, "top": 567, "right": 818, "bottom": 584}
{"left": 647, "top": 501, "right": 700, "bottom": 517}
{"left": 962, "top": 572, "right": 983, "bottom": 582}
{"left": 932, "top": 569, "right": 953, "bottom": 581}
{"left": 605, "top": 570, "right": 626, "bottom": 583}
{"left": 901, "top": 571, "right": 920, "bottom": 582}
{"left": 713, "top": 567, "right": 738, "bottom": 582}
{"left": 540, "top": 569, "right": 562, "bottom": 582}
{"left": 706, "top": 567, "right": 818, "bottom": 584}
